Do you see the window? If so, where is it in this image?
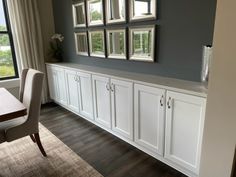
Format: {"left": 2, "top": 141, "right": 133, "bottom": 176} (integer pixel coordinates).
{"left": 0, "top": 0, "right": 18, "bottom": 80}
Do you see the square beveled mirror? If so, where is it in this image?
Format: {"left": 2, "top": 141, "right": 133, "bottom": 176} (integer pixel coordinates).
{"left": 129, "top": 26, "right": 155, "bottom": 62}
{"left": 75, "top": 32, "right": 89, "bottom": 56}
{"left": 107, "top": 29, "right": 126, "bottom": 59}
{"left": 87, "top": 0, "right": 104, "bottom": 26}
{"left": 72, "top": 2, "right": 86, "bottom": 27}
{"left": 106, "top": 0, "right": 126, "bottom": 24}
{"left": 89, "top": 30, "right": 105, "bottom": 57}
{"left": 130, "top": 0, "right": 156, "bottom": 21}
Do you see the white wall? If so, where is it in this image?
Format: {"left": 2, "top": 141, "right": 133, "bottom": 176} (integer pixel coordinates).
{"left": 199, "top": 0, "right": 236, "bottom": 176}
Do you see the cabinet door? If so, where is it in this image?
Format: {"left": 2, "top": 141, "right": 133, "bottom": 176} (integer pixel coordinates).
{"left": 134, "top": 84, "right": 165, "bottom": 155}
{"left": 165, "top": 91, "right": 206, "bottom": 174}
{"left": 65, "top": 70, "right": 80, "bottom": 113}
{"left": 46, "top": 66, "right": 59, "bottom": 101}
{"left": 111, "top": 79, "right": 133, "bottom": 140}
{"left": 92, "top": 75, "right": 111, "bottom": 129}
{"left": 77, "top": 72, "right": 94, "bottom": 120}
{"left": 56, "top": 68, "right": 68, "bottom": 106}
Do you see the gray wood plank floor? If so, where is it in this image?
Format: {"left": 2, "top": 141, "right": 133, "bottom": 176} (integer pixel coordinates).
{"left": 40, "top": 103, "right": 186, "bottom": 177}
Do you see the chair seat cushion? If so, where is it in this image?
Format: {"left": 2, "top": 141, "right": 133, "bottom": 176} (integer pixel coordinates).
{"left": 0, "top": 117, "right": 27, "bottom": 143}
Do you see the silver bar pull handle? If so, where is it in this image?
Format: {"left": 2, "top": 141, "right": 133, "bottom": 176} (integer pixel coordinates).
{"left": 77, "top": 76, "right": 80, "bottom": 82}
{"left": 167, "top": 97, "right": 172, "bottom": 109}
{"left": 106, "top": 83, "right": 110, "bottom": 91}
{"left": 110, "top": 83, "right": 114, "bottom": 92}
{"left": 160, "top": 95, "right": 164, "bottom": 106}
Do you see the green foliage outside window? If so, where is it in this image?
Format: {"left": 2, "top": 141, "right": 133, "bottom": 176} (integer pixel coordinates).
{"left": 0, "top": 26, "right": 15, "bottom": 78}
{"left": 0, "top": 25, "right": 7, "bottom": 31}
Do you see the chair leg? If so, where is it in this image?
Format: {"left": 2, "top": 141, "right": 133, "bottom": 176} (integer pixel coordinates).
{"left": 34, "top": 133, "right": 47, "bottom": 157}
{"left": 30, "top": 134, "right": 36, "bottom": 143}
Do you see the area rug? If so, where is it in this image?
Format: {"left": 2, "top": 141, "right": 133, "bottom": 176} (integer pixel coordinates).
{"left": 0, "top": 123, "right": 103, "bottom": 177}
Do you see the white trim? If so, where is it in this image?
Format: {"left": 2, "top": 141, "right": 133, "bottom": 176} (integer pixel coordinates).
{"left": 0, "top": 78, "right": 20, "bottom": 89}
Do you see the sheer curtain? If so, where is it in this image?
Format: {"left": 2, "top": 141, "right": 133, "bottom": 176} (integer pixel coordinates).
{"left": 7, "top": 0, "right": 49, "bottom": 103}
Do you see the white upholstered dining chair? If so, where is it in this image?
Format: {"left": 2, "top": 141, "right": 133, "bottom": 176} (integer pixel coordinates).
{"left": 0, "top": 68, "right": 47, "bottom": 157}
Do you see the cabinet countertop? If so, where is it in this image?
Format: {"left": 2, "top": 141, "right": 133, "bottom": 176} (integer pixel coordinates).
{"left": 46, "top": 62, "right": 208, "bottom": 98}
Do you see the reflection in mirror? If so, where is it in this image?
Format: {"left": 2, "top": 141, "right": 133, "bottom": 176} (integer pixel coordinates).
{"left": 130, "top": 0, "right": 156, "bottom": 21}
{"left": 75, "top": 32, "right": 88, "bottom": 56}
{"left": 89, "top": 31, "right": 105, "bottom": 57}
{"left": 106, "top": 0, "right": 126, "bottom": 24}
{"left": 72, "top": 2, "right": 86, "bottom": 27}
{"left": 107, "top": 29, "right": 126, "bottom": 59}
{"left": 87, "top": 0, "right": 104, "bottom": 26}
{"left": 130, "top": 26, "right": 155, "bottom": 62}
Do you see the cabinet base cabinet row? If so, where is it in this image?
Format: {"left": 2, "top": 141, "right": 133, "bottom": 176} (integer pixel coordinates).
{"left": 46, "top": 65, "right": 206, "bottom": 177}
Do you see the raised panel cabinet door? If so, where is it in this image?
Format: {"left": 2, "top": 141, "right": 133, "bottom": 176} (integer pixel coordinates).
{"left": 111, "top": 79, "right": 133, "bottom": 140}
{"left": 65, "top": 70, "right": 80, "bottom": 113}
{"left": 165, "top": 91, "right": 206, "bottom": 175}
{"left": 77, "top": 71, "right": 94, "bottom": 120}
{"left": 46, "top": 66, "right": 59, "bottom": 101}
{"left": 134, "top": 84, "right": 165, "bottom": 156}
{"left": 92, "top": 75, "right": 111, "bottom": 129}
{"left": 56, "top": 68, "right": 68, "bottom": 106}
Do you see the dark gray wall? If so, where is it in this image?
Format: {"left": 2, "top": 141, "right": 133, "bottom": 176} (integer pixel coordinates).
{"left": 52, "top": 0, "right": 216, "bottom": 81}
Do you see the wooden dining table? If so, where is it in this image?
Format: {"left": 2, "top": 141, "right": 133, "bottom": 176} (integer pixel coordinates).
{"left": 0, "top": 88, "right": 27, "bottom": 122}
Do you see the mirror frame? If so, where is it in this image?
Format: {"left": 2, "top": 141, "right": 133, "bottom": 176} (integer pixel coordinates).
{"left": 130, "top": 0, "right": 156, "bottom": 21}
{"left": 74, "top": 32, "right": 89, "bottom": 56}
{"left": 87, "top": 0, "right": 104, "bottom": 26}
{"left": 105, "top": 0, "right": 126, "bottom": 24}
{"left": 89, "top": 30, "right": 105, "bottom": 57}
{"left": 72, "top": 2, "right": 86, "bottom": 27}
{"left": 106, "top": 28, "right": 126, "bottom": 59}
{"left": 129, "top": 26, "right": 155, "bottom": 62}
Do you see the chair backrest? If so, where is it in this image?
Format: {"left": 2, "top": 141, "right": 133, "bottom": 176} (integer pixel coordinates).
{"left": 19, "top": 68, "right": 44, "bottom": 131}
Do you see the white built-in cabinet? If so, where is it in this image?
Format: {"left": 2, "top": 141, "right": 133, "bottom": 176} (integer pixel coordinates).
{"left": 47, "top": 66, "right": 67, "bottom": 106}
{"left": 165, "top": 91, "right": 206, "bottom": 174}
{"left": 111, "top": 79, "right": 133, "bottom": 140}
{"left": 65, "top": 70, "right": 94, "bottom": 120}
{"left": 77, "top": 72, "right": 94, "bottom": 120}
{"left": 47, "top": 65, "right": 59, "bottom": 101}
{"left": 46, "top": 64, "right": 207, "bottom": 177}
{"left": 65, "top": 70, "right": 80, "bottom": 113}
{"left": 92, "top": 75, "right": 133, "bottom": 139}
{"left": 134, "top": 84, "right": 165, "bottom": 156}
{"left": 92, "top": 75, "right": 112, "bottom": 128}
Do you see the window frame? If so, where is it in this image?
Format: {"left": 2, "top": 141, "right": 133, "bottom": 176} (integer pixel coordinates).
{"left": 0, "top": 0, "right": 18, "bottom": 81}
